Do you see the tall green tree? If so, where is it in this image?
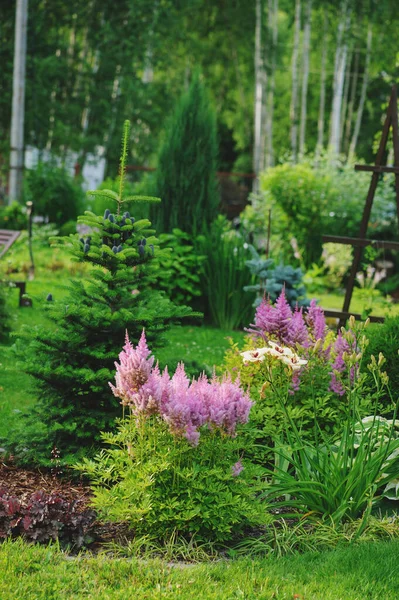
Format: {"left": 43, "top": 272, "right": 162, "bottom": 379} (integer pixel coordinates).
{"left": 151, "top": 72, "right": 219, "bottom": 236}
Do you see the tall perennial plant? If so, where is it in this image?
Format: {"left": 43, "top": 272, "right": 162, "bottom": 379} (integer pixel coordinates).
{"left": 78, "top": 332, "right": 269, "bottom": 542}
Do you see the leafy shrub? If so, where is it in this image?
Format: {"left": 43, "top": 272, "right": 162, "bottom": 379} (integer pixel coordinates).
{"left": 259, "top": 163, "right": 331, "bottom": 266}
{"left": 244, "top": 244, "right": 309, "bottom": 308}
{"left": 248, "top": 157, "right": 397, "bottom": 267}
{"left": 362, "top": 316, "right": 399, "bottom": 411}
{"left": 0, "top": 489, "right": 96, "bottom": 550}
{"left": 23, "top": 162, "right": 84, "bottom": 226}
{"left": 151, "top": 72, "right": 219, "bottom": 236}
{"left": 6, "top": 122, "right": 198, "bottom": 466}
{"left": 199, "top": 216, "right": 255, "bottom": 329}
{"left": 78, "top": 331, "right": 268, "bottom": 543}
{"left": 155, "top": 228, "right": 206, "bottom": 308}
{"left": 0, "top": 202, "right": 27, "bottom": 230}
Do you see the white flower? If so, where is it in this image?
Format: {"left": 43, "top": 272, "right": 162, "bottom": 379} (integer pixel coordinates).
{"left": 240, "top": 348, "right": 269, "bottom": 364}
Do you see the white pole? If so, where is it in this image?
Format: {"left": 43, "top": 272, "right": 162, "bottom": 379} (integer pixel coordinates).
{"left": 9, "top": 0, "right": 28, "bottom": 204}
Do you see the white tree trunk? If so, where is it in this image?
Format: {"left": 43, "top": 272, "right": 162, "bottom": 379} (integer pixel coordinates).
{"left": 290, "top": 0, "right": 301, "bottom": 162}
{"left": 315, "top": 12, "right": 327, "bottom": 158}
{"left": 299, "top": 0, "right": 312, "bottom": 159}
{"left": 264, "top": 0, "right": 278, "bottom": 169}
{"left": 344, "top": 48, "right": 359, "bottom": 154}
{"left": 348, "top": 25, "right": 373, "bottom": 163}
{"left": 253, "top": 0, "right": 267, "bottom": 191}
{"left": 9, "top": 0, "right": 28, "bottom": 203}
{"left": 339, "top": 47, "right": 352, "bottom": 150}
{"left": 329, "top": 0, "right": 350, "bottom": 157}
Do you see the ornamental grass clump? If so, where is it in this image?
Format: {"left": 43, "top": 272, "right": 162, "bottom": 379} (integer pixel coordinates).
{"left": 78, "top": 331, "right": 269, "bottom": 543}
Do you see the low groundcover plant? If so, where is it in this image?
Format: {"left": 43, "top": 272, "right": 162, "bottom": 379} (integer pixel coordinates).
{"left": 77, "top": 331, "right": 269, "bottom": 543}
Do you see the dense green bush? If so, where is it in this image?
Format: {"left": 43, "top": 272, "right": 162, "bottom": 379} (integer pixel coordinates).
{"left": 23, "top": 163, "right": 84, "bottom": 226}
{"left": 155, "top": 228, "right": 205, "bottom": 309}
{"left": 362, "top": 316, "right": 399, "bottom": 411}
{"left": 199, "top": 216, "right": 255, "bottom": 329}
{"left": 151, "top": 72, "right": 219, "bottom": 236}
{"left": 246, "top": 158, "right": 397, "bottom": 268}
{"left": 259, "top": 163, "right": 330, "bottom": 267}
{"left": 0, "top": 202, "right": 26, "bottom": 230}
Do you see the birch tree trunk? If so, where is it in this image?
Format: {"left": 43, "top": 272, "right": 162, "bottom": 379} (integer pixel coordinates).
{"left": 299, "top": 0, "right": 312, "bottom": 159}
{"left": 253, "top": 0, "right": 267, "bottom": 192}
{"left": 329, "top": 0, "right": 350, "bottom": 157}
{"left": 344, "top": 48, "right": 359, "bottom": 154}
{"left": 290, "top": 0, "right": 301, "bottom": 162}
{"left": 339, "top": 47, "right": 352, "bottom": 150}
{"left": 315, "top": 12, "right": 327, "bottom": 159}
{"left": 264, "top": 0, "right": 278, "bottom": 169}
{"left": 348, "top": 25, "right": 372, "bottom": 163}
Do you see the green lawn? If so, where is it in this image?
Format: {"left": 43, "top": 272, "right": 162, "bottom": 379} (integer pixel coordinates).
{"left": 1, "top": 538, "right": 398, "bottom": 600}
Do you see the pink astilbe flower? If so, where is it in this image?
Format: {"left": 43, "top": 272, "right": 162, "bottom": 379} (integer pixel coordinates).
{"left": 110, "top": 332, "right": 254, "bottom": 446}
{"left": 288, "top": 307, "right": 310, "bottom": 347}
{"left": 248, "top": 296, "right": 278, "bottom": 339}
{"left": 274, "top": 290, "right": 293, "bottom": 344}
{"left": 232, "top": 460, "right": 244, "bottom": 477}
{"left": 207, "top": 374, "right": 253, "bottom": 435}
{"left": 306, "top": 300, "right": 327, "bottom": 342}
{"left": 329, "top": 330, "right": 357, "bottom": 396}
{"left": 109, "top": 330, "right": 155, "bottom": 412}
{"left": 162, "top": 366, "right": 209, "bottom": 446}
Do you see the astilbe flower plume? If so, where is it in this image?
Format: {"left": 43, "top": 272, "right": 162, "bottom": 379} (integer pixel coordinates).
{"left": 110, "top": 331, "right": 253, "bottom": 446}
{"left": 329, "top": 330, "right": 358, "bottom": 396}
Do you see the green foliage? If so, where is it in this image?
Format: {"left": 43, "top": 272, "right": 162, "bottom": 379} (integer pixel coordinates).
{"left": 362, "top": 317, "right": 399, "bottom": 410}
{"left": 259, "top": 163, "right": 330, "bottom": 267}
{"left": 260, "top": 327, "right": 399, "bottom": 525}
{"left": 23, "top": 163, "right": 85, "bottom": 226}
{"left": 155, "top": 228, "right": 205, "bottom": 308}
{"left": 0, "top": 202, "right": 27, "bottom": 231}
{"left": 244, "top": 245, "right": 309, "bottom": 308}
{"left": 198, "top": 216, "right": 255, "bottom": 329}
{"left": 6, "top": 123, "right": 198, "bottom": 466}
{"left": 78, "top": 416, "right": 268, "bottom": 543}
{"left": 88, "top": 177, "right": 149, "bottom": 222}
{"left": 151, "top": 72, "right": 219, "bottom": 236}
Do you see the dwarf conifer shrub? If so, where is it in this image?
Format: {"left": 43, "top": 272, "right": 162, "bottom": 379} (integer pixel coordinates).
{"left": 7, "top": 121, "right": 198, "bottom": 466}
{"left": 151, "top": 72, "right": 219, "bottom": 236}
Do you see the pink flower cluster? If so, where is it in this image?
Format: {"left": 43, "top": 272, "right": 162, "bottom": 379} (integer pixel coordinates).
{"left": 110, "top": 331, "right": 253, "bottom": 446}
{"left": 247, "top": 290, "right": 327, "bottom": 348}
{"left": 329, "top": 330, "right": 358, "bottom": 396}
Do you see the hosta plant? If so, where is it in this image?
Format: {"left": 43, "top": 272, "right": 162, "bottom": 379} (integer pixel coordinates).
{"left": 77, "top": 331, "right": 269, "bottom": 543}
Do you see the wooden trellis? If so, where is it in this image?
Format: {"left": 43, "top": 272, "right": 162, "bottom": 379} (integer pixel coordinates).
{"left": 322, "top": 85, "right": 399, "bottom": 327}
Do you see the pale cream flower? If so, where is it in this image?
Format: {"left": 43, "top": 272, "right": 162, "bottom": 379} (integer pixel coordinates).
{"left": 240, "top": 348, "right": 269, "bottom": 364}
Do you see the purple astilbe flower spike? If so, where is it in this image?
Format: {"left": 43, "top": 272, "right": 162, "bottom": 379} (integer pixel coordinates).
{"left": 246, "top": 296, "right": 278, "bottom": 340}
{"left": 306, "top": 300, "right": 327, "bottom": 342}
{"left": 274, "top": 290, "right": 293, "bottom": 344}
{"left": 288, "top": 307, "right": 310, "bottom": 347}
{"left": 208, "top": 374, "right": 252, "bottom": 435}
{"left": 328, "top": 331, "right": 353, "bottom": 395}
{"left": 232, "top": 460, "right": 244, "bottom": 477}
{"left": 109, "top": 329, "right": 155, "bottom": 410}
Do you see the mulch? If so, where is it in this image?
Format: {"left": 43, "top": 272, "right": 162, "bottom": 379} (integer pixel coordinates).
{"left": 0, "top": 462, "right": 134, "bottom": 550}
{"left": 0, "top": 462, "right": 92, "bottom": 508}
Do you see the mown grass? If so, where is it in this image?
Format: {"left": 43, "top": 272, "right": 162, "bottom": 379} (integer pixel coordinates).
{"left": 1, "top": 538, "right": 398, "bottom": 599}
